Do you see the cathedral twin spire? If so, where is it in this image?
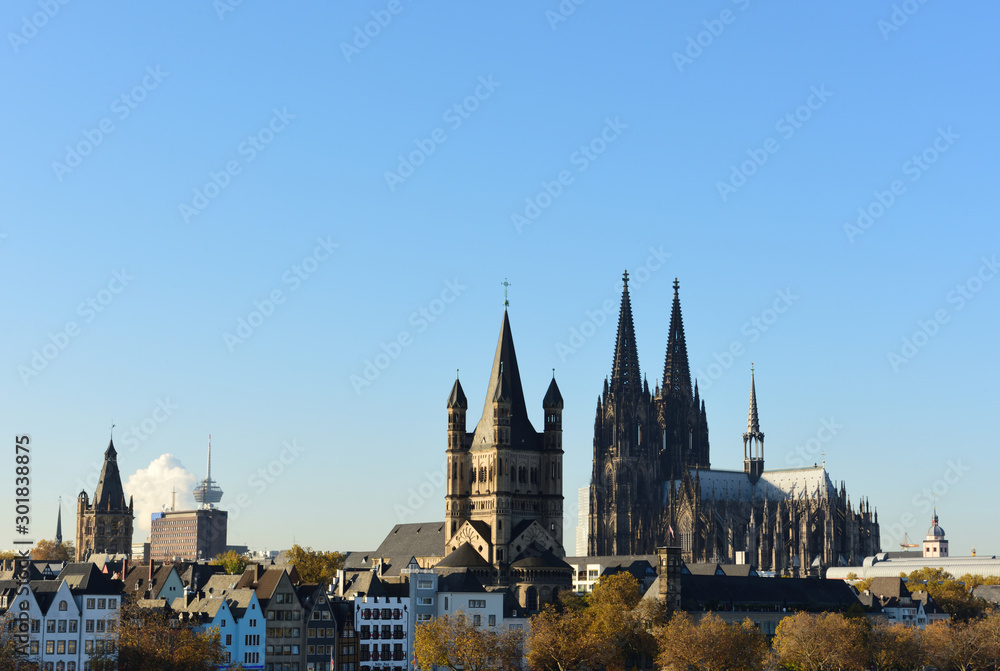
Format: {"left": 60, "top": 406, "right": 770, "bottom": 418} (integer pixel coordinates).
{"left": 610, "top": 273, "right": 693, "bottom": 401}
{"left": 662, "top": 278, "right": 693, "bottom": 399}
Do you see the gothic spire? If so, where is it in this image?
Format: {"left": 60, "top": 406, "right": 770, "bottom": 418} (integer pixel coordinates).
{"left": 610, "top": 270, "right": 642, "bottom": 402}
{"left": 471, "top": 308, "right": 537, "bottom": 449}
{"left": 447, "top": 373, "right": 468, "bottom": 409}
{"left": 94, "top": 438, "right": 128, "bottom": 512}
{"left": 747, "top": 366, "right": 761, "bottom": 436}
{"left": 662, "top": 278, "right": 692, "bottom": 398}
{"left": 55, "top": 498, "right": 62, "bottom": 545}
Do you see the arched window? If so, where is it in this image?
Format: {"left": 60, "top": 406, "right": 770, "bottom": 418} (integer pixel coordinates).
{"left": 526, "top": 587, "right": 538, "bottom": 611}
{"left": 59, "top": 601, "right": 67, "bottom": 611}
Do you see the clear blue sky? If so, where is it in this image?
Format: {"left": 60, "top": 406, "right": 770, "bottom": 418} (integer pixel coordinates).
{"left": 2, "top": 1, "right": 997, "bottom": 558}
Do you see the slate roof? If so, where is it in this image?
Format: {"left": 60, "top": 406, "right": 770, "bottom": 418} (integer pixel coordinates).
{"left": 470, "top": 310, "right": 541, "bottom": 452}
{"left": 677, "top": 466, "right": 837, "bottom": 503}
{"left": 30, "top": 580, "right": 63, "bottom": 614}
{"left": 868, "top": 577, "right": 911, "bottom": 600}
{"left": 448, "top": 378, "right": 468, "bottom": 409}
{"left": 437, "top": 543, "right": 491, "bottom": 569}
{"left": 226, "top": 588, "right": 257, "bottom": 620}
{"left": 57, "top": 563, "right": 122, "bottom": 595}
{"left": 680, "top": 574, "right": 862, "bottom": 611}
{"left": 437, "top": 570, "right": 486, "bottom": 594}
{"left": 122, "top": 564, "right": 177, "bottom": 599}
{"left": 510, "top": 550, "right": 571, "bottom": 570}
{"left": 365, "top": 522, "right": 447, "bottom": 576}
{"left": 543, "top": 377, "right": 563, "bottom": 409}
{"left": 94, "top": 439, "right": 129, "bottom": 511}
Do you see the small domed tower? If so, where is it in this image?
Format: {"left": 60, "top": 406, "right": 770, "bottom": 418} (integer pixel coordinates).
{"left": 922, "top": 508, "right": 948, "bottom": 558}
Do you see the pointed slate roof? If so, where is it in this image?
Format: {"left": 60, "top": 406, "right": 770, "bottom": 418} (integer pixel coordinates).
{"left": 662, "top": 278, "right": 692, "bottom": 398}
{"left": 543, "top": 376, "right": 563, "bottom": 409}
{"left": 447, "top": 377, "right": 468, "bottom": 410}
{"left": 611, "top": 271, "right": 642, "bottom": 403}
{"left": 471, "top": 310, "right": 539, "bottom": 451}
{"left": 745, "top": 369, "right": 763, "bottom": 438}
{"left": 436, "top": 542, "right": 492, "bottom": 569}
{"left": 94, "top": 439, "right": 128, "bottom": 512}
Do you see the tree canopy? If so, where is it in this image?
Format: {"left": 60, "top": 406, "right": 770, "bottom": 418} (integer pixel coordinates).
{"left": 285, "top": 544, "right": 345, "bottom": 586}
{"left": 87, "top": 602, "right": 230, "bottom": 671}
{"left": 414, "top": 611, "right": 524, "bottom": 671}
{"left": 30, "top": 539, "right": 74, "bottom": 561}
{"left": 210, "top": 549, "right": 250, "bottom": 575}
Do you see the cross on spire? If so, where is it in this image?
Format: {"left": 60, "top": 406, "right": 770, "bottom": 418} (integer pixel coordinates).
{"left": 623, "top": 270, "right": 629, "bottom": 286}
{"left": 502, "top": 278, "right": 511, "bottom": 308}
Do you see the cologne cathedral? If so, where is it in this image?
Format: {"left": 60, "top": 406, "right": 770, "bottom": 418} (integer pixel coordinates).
{"left": 588, "top": 274, "right": 880, "bottom": 574}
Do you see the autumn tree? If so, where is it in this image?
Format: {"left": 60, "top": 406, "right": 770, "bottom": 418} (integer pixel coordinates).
{"left": 586, "top": 572, "right": 659, "bottom": 669}
{"left": 0, "top": 550, "right": 19, "bottom": 562}
{"left": 0, "top": 612, "right": 41, "bottom": 670}
{"left": 773, "top": 612, "right": 867, "bottom": 671}
{"left": 414, "top": 611, "right": 524, "bottom": 671}
{"left": 87, "top": 602, "right": 231, "bottom": 671}
{"left": 527, "top": 604, "right": 601, "bottom": 671}
{"left": 902, "top": 567, "right": 988, "bottom": 621}
{"left": 30, "top": 539, "right": 74, "bottom": 561}
{"left": 866, "top": 620, "right": 923, "bottom": 671}
{"left": 527, "top": 572, "right": 658, "bottom": 671}
{"left": 211, "top": 549, "right": 250, "bottom": 575}
{"left": 285, "top": 544, "right": 345, "bottom": 586}
{"left": 656, "top": 612, "right": 768, "bottom": 671}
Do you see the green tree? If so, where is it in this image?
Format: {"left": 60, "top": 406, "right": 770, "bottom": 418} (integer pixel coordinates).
{"left": 30, "top": 539, "right": 74, "bottom": 561}
{"left": 88, "top": 602, "right": 232, "bottom": 671}
{"left": 285, "top": 544, "right": 345, "bottom": 586}
{"left": 414, "top": 611, "right": 524, "bottom": 671}
{"left": 211, "top": 549, "right": 250, "bottom": 575}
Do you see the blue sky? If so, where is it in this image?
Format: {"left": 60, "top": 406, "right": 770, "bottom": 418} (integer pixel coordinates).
{"left": 1, "top": 1, "right": 997, "bottom": 558}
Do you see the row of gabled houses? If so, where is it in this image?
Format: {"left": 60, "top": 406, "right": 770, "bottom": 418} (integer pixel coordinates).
{"left": 1, "top": 550, "right": 535, "bottom": 671}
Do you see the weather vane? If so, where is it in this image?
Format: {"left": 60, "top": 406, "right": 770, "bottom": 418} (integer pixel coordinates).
{"left": 502, "top": 278, "right": 511, "bottom": 307}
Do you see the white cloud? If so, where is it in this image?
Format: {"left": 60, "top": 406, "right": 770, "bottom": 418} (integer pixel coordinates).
{"left": 125, "top": 454, "right": 198, "bottom": 535}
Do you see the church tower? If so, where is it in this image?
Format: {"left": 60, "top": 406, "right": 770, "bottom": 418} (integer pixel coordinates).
{"left": 589, "top": 271, "right": 660, "bottom": 555}
{"left": 743, "top": 367, "right": 764, "bottom": 483}
{"left": 76, "top": 438, "right": 134, "bottom": 561}
{"left": 657, "top": 278, "right": 709, "bottom": 478}
{"left": 444, "top": 308, "right": 564, "bottom": 565}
